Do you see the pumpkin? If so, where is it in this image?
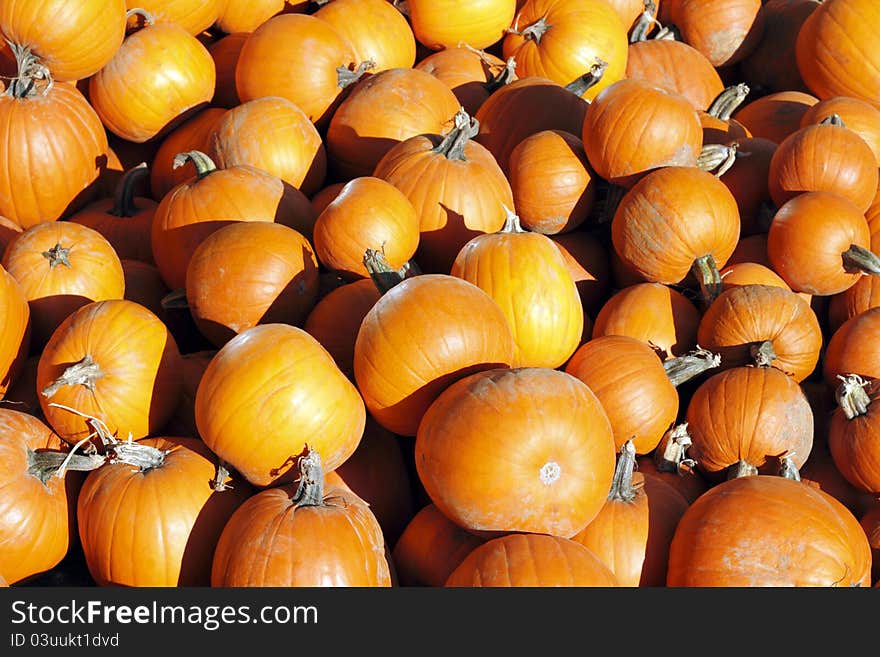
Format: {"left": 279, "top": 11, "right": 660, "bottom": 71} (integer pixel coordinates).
{"left": 550, "top": 230, "right": 612, "bottom": 318}
{"left": 68, "top": 163, "right": 156, "bottom": 264}
{"left": 2, "top": 221, "right": 125, "bottom": 351}
{"left": 592, "top": 282, "right": 701, "bottom": 360}
{"left": 36, "top": 299, "right": 183, "bottom": 444}
{"left": 208, "top": 96, "right": 326, "bottom": 197}
{"left": 823, "top": 307, "right": 880, "bottom": 386}
{"left": 314, "top": 0, "right": 417, "bottom": 72}
{"left": 406, "top": 0, "right": 516, "bottom": 51}
{"left": 325, "top": 66, "right": 461, "bottom": 181}
{"left": 666, "top": 474, "right": 872, "bottom": 586}
{"left": 731, "top": 89, "right": 819, "bottom": 144}
{"left": 607, "top": 0, "right": 663, "bottom": 35}
{"left": 313, "top": 177, "right": 420, "bottom": 281}
{"left": 828, "top": 375, "right": 880, "bottom": 495}
{"left": 637, "top": 424, "right": 712, "bottom": 505}
{"left": 502, "top": 0, "right": 629, "bottom": 101}
{"left": 581, "top": 78, "right": 703, "bottom": 188}
{"left": 160, "top": 349, "right": 214, "bottom": 439}
{"left": 720, "top": 261, "right": 811, "bottom": 306}
{"left": 310, "top": 182, "right": 347, "bottom": 216}
{"left": 727, "top": 232, "right": 771, "bottom": 267}
{"left": 796, "top": 0, "right": 880, "bottom": 107}
{"left": 303, "top": 279, "right": 381, "bottom": 380}
{"left": 392, "top": 504, "right": 486, "bottom": 587}
{"left": 684, "top": 364, "right": 814, "bottom": 480}
{"left": 624, "top": 37, "right": 725, "bottom": 112}
{"left": 353, "top": 272, "right": 515, "bottom": 437}
{"left": 89, "top": 9, "right": 216, "bottom": 143}
{"left": 696, "top": 284, "right": 823, "bottom": 382}
{"left": 0, "top": 49, "right": 109, "bottom": 228}
{"left": 571, "top": 440, "right": 689, "bottom": 587}
{"left": 445, "top": 533, "right": 619, "bottom": 587}
{"left": 0, "top": 0, "right": 127, "bottom": 82}
{"left": 413, "top": 45, "right": 516, "bottom": 117}
{"left": 211, "top": 448, "right": 392, "bottom": 586}
{"left": 699, "top": 84, "right": 753, "bottom": 145}
{"left": 450, "top": 208, "right": 583, "bottom": 369}
{"left": 565, "top": 335, "right": 680, "bottom": 455}
{"left": 767, "top": 191, "right": 880, "bottom": 296}
{"left": 121, "top": 260, "right": 170, "bottom": 327}
{"left": 234, "top": 13, "right": 369, "bottom": 127}
{"left": 373, "top": 108, "right": 514, "bottom": 275}
{"left": 507, "top": 129, "right": 596, "bottom": 235}
{"left": 715, "top": 137, "right": 776, "bottom": 235}
{"left": 0, "top": 409, "right": 77, "bottom": 584}
{"left": 800, "top": 96, "right": 880, "bottom": 167}
{"left": 77, "top": 436, "right": 251, "bottom": 586}
{"left": 215, "top": 0, "right": 286, "bottom": 33}
{"left": 195, "top": 324, "right": 366, "bottom": 487}
{"left": 416, "top": 367, "right": 616, "bottom": 537}
{"left": 768, "top": 117, "right": 878, "bottom": 213}
{"left": 611, "top": 165, "right": 740, "bottom": 305}
{"left": 0, "top": 215, "right": 21, "bottom": 254}
{"left": 125, "top": 0, "right": 222, "bottom": 35}
{"left": 665, "top": 0, "right": 765, "bottom": 68}
{"left": 0, "top": 265, "right": 29, "bottom": 398}
{"left": 207, "top": 32, "right": 247, "bottom": 109}
{"left": 151, "top": 150, "right": 317, "bottom": 291}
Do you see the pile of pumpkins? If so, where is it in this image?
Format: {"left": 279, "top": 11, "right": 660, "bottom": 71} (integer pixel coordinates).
{"left": 1, "top": 0, "right": 880, "bottom": 588}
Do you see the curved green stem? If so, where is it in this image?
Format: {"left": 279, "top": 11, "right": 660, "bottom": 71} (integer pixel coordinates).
{"left": 842, "top": 244, "right": 880, "bottom": 276}
{"left": 707, "top": 83, "right": 750, "bottom": 120}
{"left": 663, "top": 347, "right": 721, "bottom": 386}
{"left": 173, "top": 150, "right": 217, "bottom": 179}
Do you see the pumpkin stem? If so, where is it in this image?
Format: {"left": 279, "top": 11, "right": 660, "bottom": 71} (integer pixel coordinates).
{"left": 173, "top": 150, "right": 217, "bottom": 179}
{"left": 608, "top": 439, "right": 639, "bottom": 503}
{"left": 749, "top": 340, "right": 777, "bottom": 368}
{"left": 212, "top": 459, "right": 234, "bottom": 491}
{"left": 364, "top": 247, "right": 417, "bottom": 294}
{"left": 432, "top": 107, "right": 479, "bottom": 161}
{"left": 125, "top": 8, "right": 156, "bottom": 28}
{"left": 110, "top": 162, "right": 150, "bottom": 217}
{"left": 819, "top": 113, "right": 845, "bottom": 128}
{"left": 842, "top": 244, "right": 880, "bottom": 276}
{"left": 41, "top": 242, "right": 71, "bottom": 268}
{"left": 629, "top": 0, "right": 661, "bottom": 43}
{"left": 161, "top": 288, "right": 189, "bottom": 310}
{"left": 109, "top": 439, "right": 168, "bottom": 471}
{"left": 835, "top": 374, "right": 872, "bottom": 420}
{"left": 484, "top": 56, "right": 518, "bottom": 94}
{"left": 565, "top": 58, "right": 608, "bottom": 98}
{"left": 663, "top": 346, "right": 722, "bottom": 386}
{"left": 291, "top": 446, "right": 324, "bottom": 507}
{"left": 41, "top": 355, "right": 105, "bottom": 399}
{"left": 728, "top": 460, "right": 758, "bottom": 479}
{"left": 4, "top": 41, "right": 53, "bottom": 98}
{"left": 777, "top": 451, "right": 802, "bottom": 481}
{"left": 26, "top": 446, "right": 104, "bottom": 485}
{"left": 337, "top": 60, "right": 375, "bottom": 89}
{"left": 691, "top": 253, "right": 723, "bottom": 307}
{"left": 653, "top": 422, "right": 698, "bottom": 475}
{"left": 697, "top": 142, "right": 738, "bottom": 177}
{"left": 390, "top": 0, "right": 409, "bottom": 17}
{"left": 707, "top": 83, "right": 749, "bottom": 120}
{"left": 498, "top": 205, "right": 526, "bottom": 234}
{"left": 513, "top": 16, "right": 551, "bottom": 43}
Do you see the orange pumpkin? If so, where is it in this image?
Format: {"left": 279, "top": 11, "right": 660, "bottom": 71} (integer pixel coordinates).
{"left": 125, "top": 0, "right": 222, "bottom": 35}
{"left": 207, "top": 32, "right": 247, "bottom": 109}
{"left": 407, "top": 0, "right": 516, "bottom": 51}
{"left": 0, "top": 265, "right": 29, "bottom": 398}
{"left": 665, "top": 0, "right": 765, "bottom": 68}
{"left": 214, "top": 0, "right": 287, "bottom": 33}
{"left": 731, "top": 89, "right": 819, "bottom": 144}
{"left": 800, "top": 96, "right": 880, "bottom": 166}
{"left": 828, "top": 375, "right": 880, "bottom": 495}
{"left": 823, "top": 307, "right": 880, "bottom": 387}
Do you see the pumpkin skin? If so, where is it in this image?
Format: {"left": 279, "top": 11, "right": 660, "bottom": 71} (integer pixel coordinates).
{"left": 0, "top": 0, "right": 126, "bottom": 82}
{"left": 767, "top": 191, "right": 876, "bottom": 296}
{"left": 611, "top": 166, "right": 740, "bottom": 288}
{"left": 2, "top": 221, "right": 125, "bottom": 351}
{"left": 303, "top": 279, "right": 381, "bottom": 380}
{"left": 161, "top": 349, "right": 214, "bottom": 439}
{"left": 666, "top": 0, "right": 765, "bottom": 68}
{"left": 36, "top": 299, "right": 183, "bottom": 444}
{"left": 407, "top": 0, "right": 516, "bottom": 51}
{"left": 625, "top": 38, "right": 725, "bottom": 113}
{"left": 207, "top": 32, "right": 246, "bottom": 109}
{"left": 77, "top": 436, "right": 252, "bottom": 587}
{"left": 185, "top": 222, "right": 320, "bottom": 347}
{"left": 195, "top": 324, "right": 366, "bottom": 488}
{"left": 565, "top": 335, "right": 679, "bottom": 455}
{"left": 325, "top": 67, "right": 462, "bottom": 182}
{"left": 211, "top": 451, "right": 392, "bottom": 587}
{"left": 125, "top": 0, "right": 222, "bottom": 36}
{"left": 445, "top": 533, "right": 619, "bottom": 587}
{"left": 208, "top": 96, "right": 326, "bottom": 198}
{"left": 796, "top": 0, "right": 880, "bottom": 107}
{"left": 768, "top": 121, "right": 878, "bottom": 213}
{"left": 502, "top": 0, "right": 629, "bottom": 102}
{"left": 720, "top": 261, "right": 811, "bottom": 306}
{"left": 234, "top": 13, "right": 360, "bottom": 127}
{"left": 214, "top": 0, "right": 287, "bottom": 34}
{"left": 697, "top": 284, "right": 823, "bottom": 382}
{"left": 823, "top": 307, "right": 880, "bottom": 387}
{"left": 121, "top": 259, "right": 170, "bottom": 326}
{"left": 732, "top": 90, "right": 819, "bottom": 144}
{"left": 416, "top": 367, "right": 616, "bottom": 538}
{"left": 717, "top": 137, "right": 776, "bottom": 235}
{"left": 571, "top": 442, "right": 689, "bottom": 587}
{"left": 373, "top": 115, "right": 514, "bottom": 275}
{"left": 353, "top": 274, "right": 515, "bottom": 437}
{"left": 0, "top": 265, "right": 29, "bottom": 398}
{"left": 592, "top": 282, "right": 701, "bottom": 360}
{"left": 313, "top": 176, "right": 420, "bottom": 281}
{"left": 667, "top": 474, "right": 872, "bottom": 586}
{"left": 800, "top": 96, "right": 880, "bottom": 167}
{"left": 0, "top": 79, "right": 109, "bottom": 229}
{"left": 450, "top": 213, "right": 583, "bottom": 369}
{"left": 414, "top": 45, "right": 516, "bottom": 117}
{"left": 507, "top": 129, "right": 596, "bottom": 235}
{"left": 828, "top": 377, "right": 880, "bottom": 495}
{"left": 89, "top": 18, "right": 216, "bottom": 143}
{"left": 828, "top": 198, "right": 880, "bottom": 332}
{"left": 314, "top": 0, "right": 416, "bottom": 72}
{"left": 392, "top": 504, "right": 486, "bottom": 587}
{"left": 581, "top": 79, "right": 703, "bottom": 188}
{"left": 685, "top": 365, "right": 814, "bottom": 479}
